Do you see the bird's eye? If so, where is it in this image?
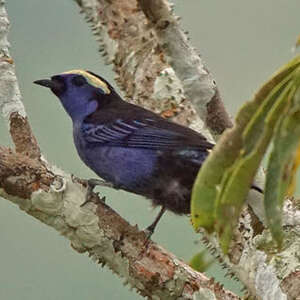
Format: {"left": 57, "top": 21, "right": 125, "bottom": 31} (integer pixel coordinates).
{"left": 72, "top": 75, "right": 87, "bottom": 87}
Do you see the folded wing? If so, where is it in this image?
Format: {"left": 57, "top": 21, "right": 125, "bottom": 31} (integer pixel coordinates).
{"left": 82, "top": 118, "right": 214, "bottom": 151}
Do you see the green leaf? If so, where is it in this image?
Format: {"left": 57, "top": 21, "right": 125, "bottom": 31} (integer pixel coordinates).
{"left": 216, "top": 80, "right": 294, "bottom": 253}
{"left": 191, "top": 101, "right": 259, "bottom": 232}
{"left": 287, "top": 145, "right": 300, "bottom": 196}
{"left": 265, "top": 85, "right": 300, "bottom": 248}
{"left": 191, "top": 55, "right": 300, "bottom": 253}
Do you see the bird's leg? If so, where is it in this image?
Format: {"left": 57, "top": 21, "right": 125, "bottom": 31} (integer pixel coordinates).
{"left": 144, "top": 206, "right": 166, "bottom": 239}
{"left": 80, "top": 178, "right": 113, "bottom": 207}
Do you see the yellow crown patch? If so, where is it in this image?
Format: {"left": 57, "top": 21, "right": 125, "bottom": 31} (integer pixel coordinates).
{"left": 63, "top": 70, "right": 111, "bottom": 94}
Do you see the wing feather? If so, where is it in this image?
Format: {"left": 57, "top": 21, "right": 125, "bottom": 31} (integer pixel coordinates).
{"left": 83, "top": 118, "right": 214, "bottom": 151}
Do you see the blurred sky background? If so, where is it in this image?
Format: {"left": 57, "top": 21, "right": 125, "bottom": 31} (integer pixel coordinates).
{"left": 1, "top": 1, "right": 299, "bottom": 299}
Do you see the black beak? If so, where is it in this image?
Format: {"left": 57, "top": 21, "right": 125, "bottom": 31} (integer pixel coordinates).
{"left": 34, "top": 77, "right": 65, "bottom": 95}
{"left": 33, "top": 79, "right": 55, "bottom": 89}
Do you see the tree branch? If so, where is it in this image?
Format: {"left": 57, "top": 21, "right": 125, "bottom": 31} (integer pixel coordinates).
{"left": 74, "top": 1, "right": 300, "bottom": 299}
{"left": 0, "top": 3, "right": 40, "bottom": 159}
{"left": 0, "top": 147, "right": 240, "bottom": 299}
{"left": 76, "top": 0, "right": 215, "bottom": 140}
{"left": 1, "top": 0, "right": 299, "bottom": 299}
{"left": 138, "top": 0, "right": 233, "bottom": 138}
{"left": 0, "top": 1, "right": 240, "bottom": 299}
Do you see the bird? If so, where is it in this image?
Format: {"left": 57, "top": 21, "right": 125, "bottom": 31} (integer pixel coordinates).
{"left": 34, "top": 70, "right": 262, "bottom": 237}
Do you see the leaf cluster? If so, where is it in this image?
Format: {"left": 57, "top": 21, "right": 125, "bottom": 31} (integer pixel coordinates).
{"left": 191, "top": 56, "right": 300, "bottom": 253}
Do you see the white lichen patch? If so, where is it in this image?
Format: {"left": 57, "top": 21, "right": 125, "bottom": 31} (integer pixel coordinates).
{"left": 0, "top": 85, "right": 26, "bottom": 119}
{"left": 283, "top": 199, "right": 300, "bottom": 227}
{"left": 0, "top": 4, "right": 26, "bottom": 120}
{"left": 255, "top": 227, "right": 300, "bottom": 281}
{"left": 154, "top": 67, "right": 184, "bottom": 103}
{"left": 0, "top": 3, "right": 10, "bottom": 55}
{"left": 31, "top": 189, "right": 64, "bottom": 215}
{"left": 51, "top": 215, "right": 69, "bottom": 233}
{"left": 59, "top": 179, "right": 103, "bottom": 248}
{"left": 224, "top": 201, "right": 298, "bottom": 300}
{"left": 188, "top": 117, "right": 213, "bottom": 143}
{"left": 75, "top": 224, "right": 103, "bottom": 248}
{"left": 187, "top": 76, "right": 215, "bottom": 114}
{"left": 165, "top": 262, "right": 188, "bottom": 296}
{"left": 0, "top": 58, "right": 26, "bottom": 120}
{"left": 62, "top": 181, "right": 93, "bottom": 227}
{"left": 29, "top": 173, "right": 132, "bottom": 279}
{"left": 255, "top": 251, "right": 287, "bottom": 300}
{"left": 47, "top": 162, "right": 70, "bottom": 179}
{"left": 236, "top": 223, "right": 288, "bottom": 299}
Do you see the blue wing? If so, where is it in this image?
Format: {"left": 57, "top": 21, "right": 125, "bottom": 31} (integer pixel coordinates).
{"left": 82, "top": 118, "right": 213, "bottom": 151}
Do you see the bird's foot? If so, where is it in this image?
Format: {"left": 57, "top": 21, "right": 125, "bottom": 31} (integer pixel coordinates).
{"left": 80, "top": 178, "right": 111, "bottom": 207}
{"left": 143, "top": 224, "right": 156, "bottom": 240}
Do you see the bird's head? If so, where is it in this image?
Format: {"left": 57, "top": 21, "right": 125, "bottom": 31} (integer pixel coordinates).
{"left": 34, "top": 70, "right": 115, "bottom": 121}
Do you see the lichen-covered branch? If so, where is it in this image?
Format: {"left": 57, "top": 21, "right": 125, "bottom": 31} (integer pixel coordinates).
{"left": 0, "top": 147, "right": 240, "bottom": 300}
{"left": 76, "top": 0, "right": 214, "bottom": 140}
{"left": 76, "top": 0, "right": 232, "bottom": 139}
{"left": 74, "top": 1, "right": 300, "bottom": 299}
{"left": 138, "top": 0, "right": 233, "bottom": 138}
{"left": 0, "top": 1, "right": 240, "bottom": 299}
{"left": 204, "top": 200, "right": 300, "bottom": 300}
{"left": 0, "top": 3, "right": 40, "bottom": 159}
{"left": 1, "top": 0, "right": 299, "bottom": 298}
{"left": 135, "top": 0, "right": 265, "bottom": 224}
